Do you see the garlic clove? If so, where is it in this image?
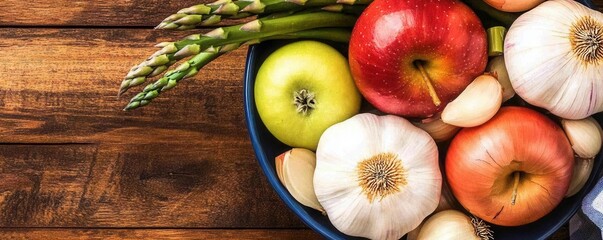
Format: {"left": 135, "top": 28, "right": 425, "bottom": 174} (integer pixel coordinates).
{"left": 561, "top": 117, "right": 603, "bottom": 159}
{"left": 566, "top": 157, "right": 594, "bottom": 197}
{"left": 275, "top": 152, "right": 286, "bottom": 186}
{"left": 280, "top": 148, "right": 325, "bottom": 213}
{"left": 413, "top": 118, "right": 460, "bottom": 142}
{"left": 486, "top": 56, "right": 515, "bottom": 102}
{"left": 441, "top": 75, "right": 503, "bottom": 127}
{"left": 417, "top": 210, "right": 492, "bottom": 240}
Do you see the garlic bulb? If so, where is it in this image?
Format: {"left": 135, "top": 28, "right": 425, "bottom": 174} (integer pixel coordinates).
{"left": 441, "top": 75, "right": 502, "bottom": 127}
{"left": 275, "top": 148, "right": 325, "bottom": 213}
{"left": 412, "top": 118, "right": 460, "bottom": 142}
{"left": 486, "top": 56, "right": 515, "bottom": 102}
{"left": 314, "top": 113, "right": 441, "bottom": 240}
{"left": 561, "top": 117, "right": 603, "bottom": 159}
{"left": 566, "top": 157, "right": 594, "bottom": 197}
{"left": 417, "top": 210, "right": 493, "bottom": 240}
{"left": 505, "top": 0, "right": 603, "bottom": 119}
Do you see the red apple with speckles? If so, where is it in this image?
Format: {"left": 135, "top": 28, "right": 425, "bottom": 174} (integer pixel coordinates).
{"left": 349, "top": 0, "right": 488, "bottom": 118}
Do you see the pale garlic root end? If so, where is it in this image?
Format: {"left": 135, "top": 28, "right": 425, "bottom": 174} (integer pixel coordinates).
{"left": 471, "top": 216, "right": 494, "bottom": 240}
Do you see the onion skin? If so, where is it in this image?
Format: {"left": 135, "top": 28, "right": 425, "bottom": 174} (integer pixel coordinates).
{"left": 446, "top": 107, "right": 574, "bottom": 226}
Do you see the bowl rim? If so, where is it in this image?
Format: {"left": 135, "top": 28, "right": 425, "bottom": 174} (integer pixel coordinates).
{"left": 243, "top": 45, "right": 349, "bottom": 240}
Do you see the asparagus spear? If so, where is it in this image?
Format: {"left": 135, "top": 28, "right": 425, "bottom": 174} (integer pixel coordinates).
{"left": 123, "top": 45, "right": 230, "bottom": 110}
{"left": 119, "top": 11, "right": 358, "bottom": 96}
{"left": 156, "top": 0, "right": 372, "bottom": 30}
{"left": 123, "top": 28, "right": 352, "bottom": 110}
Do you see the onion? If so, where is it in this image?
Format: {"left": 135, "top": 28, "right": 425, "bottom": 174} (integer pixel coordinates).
{"left": 446, "top": 107, "right": 574, "bottom": 226}
{"left": 504, "top": 0, "right": 603, "bottom": 119}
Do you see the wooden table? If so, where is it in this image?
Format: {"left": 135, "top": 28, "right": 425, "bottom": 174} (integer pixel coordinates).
{"left": 0, "top": 1, "right": 601, "bottom": 239}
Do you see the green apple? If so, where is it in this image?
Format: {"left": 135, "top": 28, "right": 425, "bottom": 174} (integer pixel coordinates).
{"left": 255, "top": 41, "right": 361, "bottom": 150}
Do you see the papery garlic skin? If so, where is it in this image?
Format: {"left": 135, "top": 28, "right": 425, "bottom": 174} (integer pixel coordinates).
{"left": 406, "top": 183, "right": 457, "bottom": 240}
{"left": 441, "top": 75, "right": 502, "bottom": 127}
{"left": 487, "top": 56, "right": 515, "bottom": 102}
{"left": 562, "top": 117, "right": 603, "bottom": 159}
{"left": 413, "top": 118, "right": 460, "bottom": 142}
{"left": 405, "top": 223, "right": 424, "bottom": 240}
{"left": 276, "top": 148, "right": 325, "bottom": 213}
{"left": 314, "top": 113, "right": 441, "bottom": 240}
{"left": 504, "top": 0, "right": 603, "bottom": 119}
{"left": 566, "top": 157, "right": 594, "bottom": 197}
{"left": 417, "top": 210, "right": 491, "bottom": 240}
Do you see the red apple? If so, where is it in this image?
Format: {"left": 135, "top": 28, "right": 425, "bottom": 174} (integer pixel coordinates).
{"left": 349, "top": 0, "right": 487, "bottom": 118}
{"left": 445, "top": 107, "right": 574, "bottom": 226}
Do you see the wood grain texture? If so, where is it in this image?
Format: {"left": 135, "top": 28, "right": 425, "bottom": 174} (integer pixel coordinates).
{"left": 0, "top": 28, "right": 244, "bottom": 144}
{"left": 0, "top": 229, "right": 321, "bottom": 239}
{"left": 0, "top": 0, "right": 247, "bottom": 27}
{"left": 0, "top": 0, "right": 600, "bottom": 27}
{"left": 0, "top": 28, "right": 306, "bottom": 228}
{"left": 0, "top": 144, "right": 305, "bottom": 228}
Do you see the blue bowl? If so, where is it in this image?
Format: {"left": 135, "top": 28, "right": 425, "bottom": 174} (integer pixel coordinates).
{"left": 244, "top": 1, "right": 599, "bottom": 239}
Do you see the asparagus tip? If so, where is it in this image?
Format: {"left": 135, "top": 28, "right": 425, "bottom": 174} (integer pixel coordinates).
{"left": 124, "top": 101, "right": 140, "bottom": 111}
{"left": 117, "top": 86, "right": 131, "bottom": 98}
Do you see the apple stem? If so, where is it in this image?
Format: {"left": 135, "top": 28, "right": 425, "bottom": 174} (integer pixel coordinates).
{"left": 414, "top": 62, "right": 442, "bottom": 107}
{"left": 511, "top": 171, "right": 520, "bottom": 205}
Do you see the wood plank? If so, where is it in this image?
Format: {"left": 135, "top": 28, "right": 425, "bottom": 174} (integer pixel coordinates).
{"left": 0, "top": 229, "right": 321, "bottom": 239}
{"left": 0, "top": 28, "right": 247, "bottom": 145}
{"left": 0, "top": 0, "right": 248, "bottom": 27}
{"left": 0, "top": 144, "right": 306, "bottom": 228}
{"left": 0, "top": 28, "right": 307, "bottom": 228}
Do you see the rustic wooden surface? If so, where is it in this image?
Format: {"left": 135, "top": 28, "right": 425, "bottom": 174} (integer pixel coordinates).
{"left": 0, "top": 0, "right": 601, "bottom": 239}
